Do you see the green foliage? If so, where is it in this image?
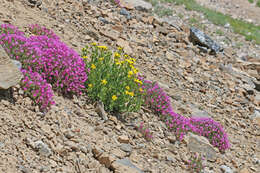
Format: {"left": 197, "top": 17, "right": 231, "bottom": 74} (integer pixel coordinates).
{"left": 82, "top": 44, "right": 145, "bottom": 113}
{"left": 257, "top": 0, "right": 260, "bottom": 7}
{"left": 215, "top": 29, "right": 224, "bottom": 36}
{"left": 153, "top": 5, "right": 173, "bottom": 17}
{"left": 146, "top": 0, "right": 159, "bottom": 6}
{"left": 248, "top": 0, "right": 254, "bottom": 3}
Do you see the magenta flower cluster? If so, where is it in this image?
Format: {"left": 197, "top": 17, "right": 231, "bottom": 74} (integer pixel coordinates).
{"left": 0, "top": 24, "right": 87, "bottom": 110}
{"left": 21, "top": 68, "right": 55, "bottom": 110}
{"left": 142, "top": 80, "right": 230, "bottom": 151}
{"left": 29, "top": 24, "right": 60, "bottom": 40}
{"left": 137, "top": 122, "right": 153, "bottom": 141}
{"left": 113, "top": 0, "right": 121, "bottom": 7}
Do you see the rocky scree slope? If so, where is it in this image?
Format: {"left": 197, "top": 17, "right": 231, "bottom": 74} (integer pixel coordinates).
{"left": 0, "top": 0, "right": 259, "bottom": 173}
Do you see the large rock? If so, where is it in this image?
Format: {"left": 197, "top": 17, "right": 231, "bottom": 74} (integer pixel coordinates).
{"left": 121, "top": 0, "right": 152, "bottom": 12}
{"left": 184, "top": 132, "right": 218, "bottom": 161}
{"left": 0, "top": 46, "right": 23, "bottom": 89}
{"left": 189, "top": 27, "right": 223, "bottom": 54}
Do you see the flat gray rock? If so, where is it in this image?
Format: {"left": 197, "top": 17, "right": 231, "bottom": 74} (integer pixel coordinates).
{"left": 123, "top": 0, "right": 152, "bottom": 12}
{"left": 111, "top": 158, "right": 144, "bottom": 173}
{"left": 184, "top": 132, "right": 218, "bottom": 161}
{"left": 0, "top": 45, "right": 23, "bottom": 89}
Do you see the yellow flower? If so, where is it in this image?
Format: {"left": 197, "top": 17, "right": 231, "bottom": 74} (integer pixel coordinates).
{"left": 124, "top": 54, "right": 128, "bottom": 58}
{"left": 112, "top": 95, "right": 117, "bottom": 101}
{"left": 134, "top": 78, "right": 143, "bottom": 85}
{"left": 129, "top": 91, "right": 134, "bottom": 97}
{"left": 114, "top": 52, "right": 120, "bottom": 57}
{"left": 101, "top": 79, "right": 107, "bottom": 85}
{"left": 91, "top": 42, "right": 97, "bottom": 46}
{"left": 139, "top": 88, "right": 143, "bottom": 92}
{"left": 117, "top": 47, "right": 123, "bottom": 50}
{"left": 128, "top": 71, "right": 133, "bottom": 76}
{"left": 97, "top": 45, "right": 107, "bottom": 50}
{"left": 99, "top": 57, "right": 104, "bottom": 61}
{"left": 125, "top": 86, "right": 130, "bottom": 90}
{"left": 88, "top": 84, "right": 93, "bottom": 88}
{"left": 82, "top": 56, "right": 88, "bottom": 59}
{"left": 115, "top": 61, "right": 121, "bottom": 65}
{"left": 91, "top": 64, "right": 96, "bottom": 69}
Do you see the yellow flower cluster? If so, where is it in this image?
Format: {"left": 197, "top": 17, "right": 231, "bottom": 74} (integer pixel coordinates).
{"left": 99, "top": 57, "right": 104, "bottom": 61}
{"left": 97, "top": 45, "right": 108, "bottom": 50}
{"left": 115, "top": 58, "right": 122, "bottom": 65}
{"left": 125, "top": 58, "right": 136, "bottom": 65}
{"left": 125, "top": 90, "right": 134, "bottom": 97}
{"left": 128, "top": 70, "right": 134, "bottom": 78}
{"left": 134, "top": 78, "right": 143, "bottom": 85}
{"left": 82, "top": 56, "right": 88, "bottom": 59}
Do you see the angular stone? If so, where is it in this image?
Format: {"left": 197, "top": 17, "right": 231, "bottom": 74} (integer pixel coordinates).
{"left": 189, "top": 27, "right": 223, "bottom": 54}
{"left": 111, "top": 158, "right": 143, "bottom": 173}
{"left": 34, "top": 140, "right": 52, "bottom": 157}
{"left": 120, "top": 144, "right": 132, "bottom": 153}
{"left": 184, "top": 132, "right": 217, "bottom": 161}
{"left": 118, "top": 135, "right": 129, "bottom": 144}
{"left": 95, "top": 101, "right": 108, "bottom": 121}
{"left": 120, "top": 8, "right": 131, "bottom": 20}
{"left": 0, "top": 46, "right": 23, "bottom": 89}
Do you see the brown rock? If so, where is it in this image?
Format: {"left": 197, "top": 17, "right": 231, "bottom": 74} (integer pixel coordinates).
{"left": 98, "top": 153, "right": 116, "bottom": 168}
{"left": 93, "top": 146, "right": 104, "bottom": 159}
{"left": 100, "top": 29, "right": 120, "bottom": 41}
{"left": 147, "top": 16, "right": 154, "bottom": 24}
{"left": 112, "top": 25, "right": 124, "bottom": 33}
{"left": 118, "top": 135, "right": 129, "bottom": 144}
